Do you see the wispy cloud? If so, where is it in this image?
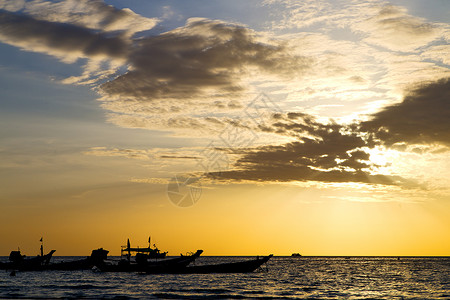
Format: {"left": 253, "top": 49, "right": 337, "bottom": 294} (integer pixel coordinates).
{"left": 356, "top": 4, "right": 444, "bottom": 52}
{"left": 83, "top": 147, "right": 151, "bottom": 160}
{"left": 83, "top": 146, "right": 202, "bottom": 161}
{"left": 421, "top": 45, "right": 450, "bottom": 66}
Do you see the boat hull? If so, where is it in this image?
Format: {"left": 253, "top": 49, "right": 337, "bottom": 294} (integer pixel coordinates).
{"left": 151, "top": 254, "right": 273, "bottom": 274}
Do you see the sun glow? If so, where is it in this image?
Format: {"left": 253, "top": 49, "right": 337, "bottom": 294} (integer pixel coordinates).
{"left": 367, "top": 146, "right": 398, "bottom": 167}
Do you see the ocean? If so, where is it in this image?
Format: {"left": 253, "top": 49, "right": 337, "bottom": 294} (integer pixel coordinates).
{"left": 0, "top": 256, "right": 449, "bottom": 299}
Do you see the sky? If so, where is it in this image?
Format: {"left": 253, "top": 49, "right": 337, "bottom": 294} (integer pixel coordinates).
{"left": 0, "top": 0, "right": 449, "bottom": 256}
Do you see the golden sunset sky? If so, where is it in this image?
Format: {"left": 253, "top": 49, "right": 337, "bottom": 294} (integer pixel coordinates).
{"left": 0, "top": 0, "right": 449, "bottom": 256}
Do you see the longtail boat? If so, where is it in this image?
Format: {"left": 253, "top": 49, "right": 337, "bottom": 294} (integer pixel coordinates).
{"left": 47, "top": 248, "right": 109, "bottom": 270}
{"left": 158, "top": 254, "right": 273, "bottom": 274}
{"left": 0, "top": 249, "right": 56, "bottom": 271}
{"left": 97, "top": 249, "right": 203, "bottom": 272}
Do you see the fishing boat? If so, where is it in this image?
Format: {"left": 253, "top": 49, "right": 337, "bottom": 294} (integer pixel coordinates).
{"left": 97, "top": 249, "right": 203, "bottom": 272}
{"left": 152, "top": 254, "right": 273, "bottom": 274}
{"left": 121, "top": 237, "right": 167, "bottom": 259}
{"left": 0, "top": 237, "right": 56, "bottom": 271}
{"left": 0, "top": 249, "right": 56, "bottom": 271}
{"left": 47, "top": 248, "right": 109, "bottom": 270}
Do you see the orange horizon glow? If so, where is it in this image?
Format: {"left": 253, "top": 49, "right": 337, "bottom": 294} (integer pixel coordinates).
{"left": 1, "top": 183, "right": 449, "bottom": 257}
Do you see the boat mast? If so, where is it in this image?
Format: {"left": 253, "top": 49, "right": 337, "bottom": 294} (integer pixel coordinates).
{"left": 40, "top": 237, "right": 43, "bottom": 256}
{"left": 127, "top": 238, "right": 131, "bottom": 262}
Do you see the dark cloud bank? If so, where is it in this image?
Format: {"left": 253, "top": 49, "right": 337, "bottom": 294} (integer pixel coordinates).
{"left": 362, "top": 78, "right": 450, "bottom": 147}
{"left": 209, "top": 78, "right": 450, "bottom": 186}
{"left": 100, "top": 18, "right": 312, "bottom": 101}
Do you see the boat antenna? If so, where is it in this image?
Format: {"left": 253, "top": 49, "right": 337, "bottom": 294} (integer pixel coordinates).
{"left": 40, "top": 237, "right": 44, "bottom": 256}
{"left": 148, "top": 236, "right": 151, "bottom": 248}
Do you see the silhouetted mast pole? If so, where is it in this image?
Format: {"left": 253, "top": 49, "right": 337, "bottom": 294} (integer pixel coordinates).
{"left": 127, "top": 238, "right": 131, "bottom": 262}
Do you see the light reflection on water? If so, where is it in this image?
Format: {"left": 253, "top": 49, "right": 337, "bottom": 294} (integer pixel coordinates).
{"left": 0, "top": 256, "right": 448, "bottom": 299}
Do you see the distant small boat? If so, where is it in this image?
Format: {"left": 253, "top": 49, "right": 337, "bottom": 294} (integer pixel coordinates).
{"left": 162, "top": 254, "right": 273, "bottom": 274}
{"left": 291, "top": 253, "right": 302, "bottom": 257}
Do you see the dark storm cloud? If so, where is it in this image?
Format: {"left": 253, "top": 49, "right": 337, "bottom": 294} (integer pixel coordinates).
{"left": 0, "top": 9, "right": 128, "bottom": 59}
{"left": 100, "top": 18, "right": 313, "bottom": 101}
{"left": 361, "top": 77, "right": 450, "bottom": 147}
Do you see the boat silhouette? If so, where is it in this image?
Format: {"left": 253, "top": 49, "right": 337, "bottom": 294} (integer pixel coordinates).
{"left": 47, "top": 248, "right": 109, "bottom": 270}
{"left": 0, "top": 237, "right": 273, "bottom": 274}
{"left": 121, "top": 237, "right": 168, "bottom": 259}
{"left": 97, "top": 249, "right": 203, "bottom": 272}
{"left": 154, "top": 254, "right": 273, "bottom": 274}
{"left": 0, "top": 249, "right": 56, "bottom": 271}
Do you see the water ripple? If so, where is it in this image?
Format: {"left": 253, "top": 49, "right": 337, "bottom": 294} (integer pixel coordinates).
{"left": 0, "top": 256, "right": 448, "bottom": 299}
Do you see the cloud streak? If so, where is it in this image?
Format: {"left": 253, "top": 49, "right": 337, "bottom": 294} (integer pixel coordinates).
{"left": 0, "top": 0, "right": 159, "bottom": 84}
{"left": 0, "top": 10, "right": 129, "bottom": 62}
{"left": 0, "top": 0, "right": 159, "bottom": 35}
{"left": 357, "top": 4, "right": 443, "bottom": 52}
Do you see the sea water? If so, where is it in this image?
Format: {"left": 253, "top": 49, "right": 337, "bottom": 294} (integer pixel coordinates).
{"left": 0, "top": 256, "right": 448, "bottom": 299}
